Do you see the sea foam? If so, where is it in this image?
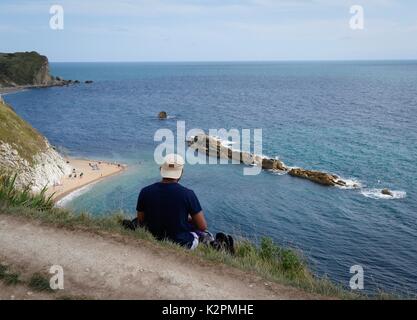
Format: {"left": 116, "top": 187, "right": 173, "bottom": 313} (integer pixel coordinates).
{"left": 55, "top": 184, "right": 94, "bottom": 208}
{"left": 335, "top": 178, "right": 363, "bottom": 190}
{"left": 361, "top": 188, "right": 407, "bottom": 200}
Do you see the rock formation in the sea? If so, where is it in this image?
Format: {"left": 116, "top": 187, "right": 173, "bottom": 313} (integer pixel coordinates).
{"left": 0, "top": 51, "right": 77, "bottom": 90}
{"left": 381, "top": 188, "right": 393, "bottom": 196}
{"left": 0, "top": 99, "right": 71, "bottom": 192}
{"left": 188, "top": 134, "right": 349, "bottom": 187}
{"left": 85, "top": 80, "right": 93, "bottom": 84}
{"left": 158, "top": 111, "right": 168, "bottom": 119}
{"left": 288, "top": 168, "right": 346, "bottom": 187}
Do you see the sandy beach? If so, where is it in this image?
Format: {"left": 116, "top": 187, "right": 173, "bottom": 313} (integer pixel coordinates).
{"left": 47, "top": 158, "right": 126, "bottom": 202}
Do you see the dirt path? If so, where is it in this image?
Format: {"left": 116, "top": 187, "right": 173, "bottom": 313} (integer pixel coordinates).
{"left": 0, "top": 282, "right": 52, "bottom": 300}
{"left": 0, "top": 215, "right": 318, "bottom": 300}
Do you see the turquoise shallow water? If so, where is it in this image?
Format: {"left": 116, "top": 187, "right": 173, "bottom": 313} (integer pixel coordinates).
{"left": 4, "top": 61, "right": 417, "bottom": 295}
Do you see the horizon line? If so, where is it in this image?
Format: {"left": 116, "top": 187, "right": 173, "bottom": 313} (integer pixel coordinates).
{"left": 49, "top": 58, "right": 417, "bottom": 63}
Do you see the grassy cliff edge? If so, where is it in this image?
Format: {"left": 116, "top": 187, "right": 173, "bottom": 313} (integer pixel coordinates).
{"left": 0, "top": 99, "right": 48, "bottom": 164}
{"left": 0, "top": 99, "right": 71, "bottom": 192}
{"left": 0, "top": 172, "right": 365, "bottom": 299}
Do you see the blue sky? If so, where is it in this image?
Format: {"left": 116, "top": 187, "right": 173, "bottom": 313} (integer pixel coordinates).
{"left": 0, "top": 0, "right": 416, "bottom": 61}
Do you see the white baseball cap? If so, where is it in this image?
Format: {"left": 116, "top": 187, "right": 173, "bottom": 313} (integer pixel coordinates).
{"left": 160, "top": 154, "right": 185, "bottom": 179}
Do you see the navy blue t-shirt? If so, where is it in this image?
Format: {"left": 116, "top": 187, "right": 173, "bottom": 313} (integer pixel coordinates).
{"left": 136, "top": 182, "right": 202, "bottom": 247}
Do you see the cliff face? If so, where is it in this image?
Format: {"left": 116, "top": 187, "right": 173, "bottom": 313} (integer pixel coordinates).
{"left": 32, "top": 57, "right": 53, "bottom": 86}
{"left": 0, "top": 99, "right": 70, "bottom": 192}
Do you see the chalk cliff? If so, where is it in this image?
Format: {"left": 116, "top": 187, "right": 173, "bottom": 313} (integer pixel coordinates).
{"left": 0, "top": 99, "right": 70, "bottom": 192}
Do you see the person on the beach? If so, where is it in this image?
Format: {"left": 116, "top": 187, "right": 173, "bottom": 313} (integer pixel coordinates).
{"left": 134, "top": 154, "right": 208, "bottom": 250}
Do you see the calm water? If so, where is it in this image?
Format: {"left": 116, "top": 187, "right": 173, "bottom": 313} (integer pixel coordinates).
{"left": 4, "top": 61, "right": 417, "bottom": 295}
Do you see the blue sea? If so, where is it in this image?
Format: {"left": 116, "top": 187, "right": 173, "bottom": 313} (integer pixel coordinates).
{"left": 4, "top": 61, "right": 417, "bottom": 295}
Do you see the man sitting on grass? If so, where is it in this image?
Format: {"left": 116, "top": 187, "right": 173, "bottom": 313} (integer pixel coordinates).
{"left": 123, "top": 153, "right": 234, "bottom": 253}
{"left": 136, "top": 153, "right": 208, "bottom": 250}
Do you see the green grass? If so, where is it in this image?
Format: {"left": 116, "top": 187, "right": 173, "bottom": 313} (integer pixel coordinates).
{"left": 0, "top": 264, "right": 21, "bottom": 286}
{"left": 0, "top": 261, "right": 89, "bottom": 299}
{"left": 0, "top": 173, "right": 366, "bottom": 299}
{"left": 0, "top": 99, "right": 48, "bottom": 164}
{"left": 0, "top": 173, "right": 54, "bottom": 210}
{"left": 28, "top": 273, "right": 54, "bottom": 292}
{"left": 0, "top": 262, "right": 67, "bottom": 296}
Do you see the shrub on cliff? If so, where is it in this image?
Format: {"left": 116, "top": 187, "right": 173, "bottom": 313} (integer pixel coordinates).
{"left": 0, "top": 173, "right": 54, "bottom": 211}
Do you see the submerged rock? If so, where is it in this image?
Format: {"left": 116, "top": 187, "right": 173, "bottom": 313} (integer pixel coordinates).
{"left": 158, "top": 111, "right": 168, "bottom": 119}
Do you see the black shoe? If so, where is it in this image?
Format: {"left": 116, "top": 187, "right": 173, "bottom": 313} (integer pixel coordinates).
{"left": 211, "top": 232, "right": 235, "bottom": 255}
{"left": 122, "top": 219, "right": 136, "bottom": 231}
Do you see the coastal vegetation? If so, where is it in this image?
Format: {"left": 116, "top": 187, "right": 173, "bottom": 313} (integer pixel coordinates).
{"left": 0, "top": 262, "right": 51, "bottom": 292}
{"left": 0, "top": 173, "right": 54, "bottom": 210}
{"left": 0, "top": 260, "right": 88, "bottom": 299}
{"left": 0, "top": 263, "right": 21, "bottom": 286}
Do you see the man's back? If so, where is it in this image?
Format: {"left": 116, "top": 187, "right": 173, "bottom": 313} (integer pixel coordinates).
{"left": 136, "top": 182, "right": 202, "bottom": 246}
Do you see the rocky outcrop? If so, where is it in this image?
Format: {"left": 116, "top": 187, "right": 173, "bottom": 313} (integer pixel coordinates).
{"left": 288, "top": 168, "right": 346, "bottom": 187}
{"left": 261, "top": 158, "right": 286, "bottom": 171}
{"left": 0, "top": 51, "right": 79, "bottom": 90}
{"left": 188, "top": 134, "right": 349, "bottom": 187}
